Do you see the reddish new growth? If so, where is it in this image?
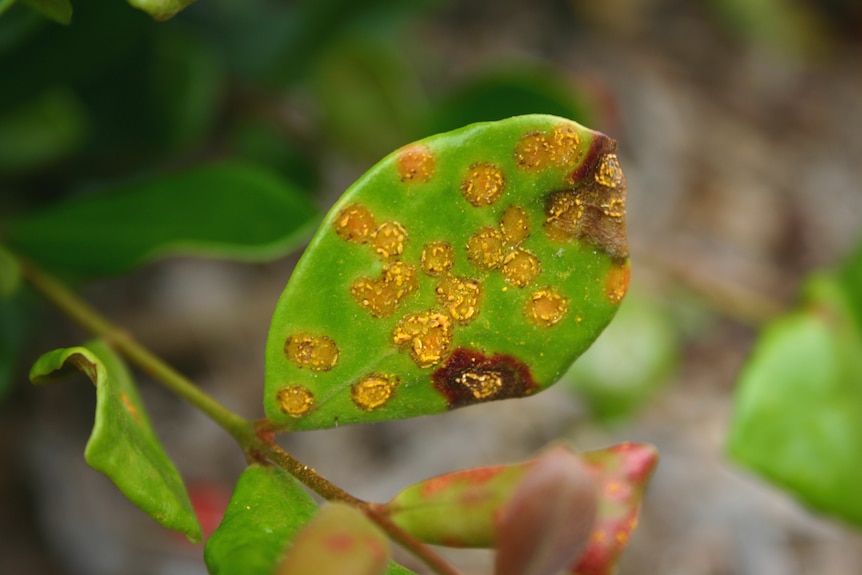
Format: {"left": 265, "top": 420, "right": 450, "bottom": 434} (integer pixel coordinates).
{"left": 432, "top": 348, "right": 537, "bottom": 408}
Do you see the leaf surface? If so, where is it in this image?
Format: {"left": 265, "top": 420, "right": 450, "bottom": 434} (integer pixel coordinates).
{"left": 5, "top": 162, "right": 318, "bottom": 276}
{"left": 21, "top": 0, "right": 71, "bottom": 24}
{"left": 728, "top": 271, "right": 862, "bottom": 526}
{"left": 264, "top": 114, "right": 629, "bottom": 430}
{"left": 29, "top": 340, "right": 202, "bottom": 541}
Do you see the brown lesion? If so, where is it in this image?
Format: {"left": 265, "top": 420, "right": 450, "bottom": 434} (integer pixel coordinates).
{"left": 461, "top": 162, "right": 506, "bottom": 206}
{"left": 435, "top": 274, "right": 482, "bottom": 324}
{"left": 351, "top": 373, "right": 399, "bottom": 411}
{"left": 284, "top": 332, "right": 340, "bottom": 371}
{"left": 333, "top": 203, "right": 378, "bottom": 244}
{"left": 543, "top": 134, "right": 629, "bottom": 259}
{"left": 276, "top": 385, "right": 315, "bottom": 417}
{"left": 431, "top": 348, "right": 537, "bottom": 408}
{"left": 370, "top": 220, "right": 408, "bottom": 260}
{"left": 392, "top": 310, "right": 453, "bottom": 368}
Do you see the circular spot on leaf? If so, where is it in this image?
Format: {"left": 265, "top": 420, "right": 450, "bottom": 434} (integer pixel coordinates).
{"left": 392, "top": 311, "right": 453, "bottom": 368}
{"left": 466, "top": 227, "right": 505, "bottom": 270}
{"left": 351, "top": 373, "right": 399, "bottom": 411}
{"left": 461, "top": 162, "right": 506, "bottom": 207}
{"left": 285, "top": 333, "right": 340, "bottom": 371}
{"left": 277, "top": 385, "right": 315, "bottom": 417}
{"left": 397, "top": 144, "right": 435, "bottom": 183}
{"left": 421, "top": 241, "right": 454, "bottom": 277}
{"left": 526, "top": 288, "right": 569, "bottom": 327}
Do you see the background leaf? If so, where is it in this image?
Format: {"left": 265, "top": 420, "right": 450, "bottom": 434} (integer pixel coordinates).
{"left": 264, "top": 114, "right": 629, "bottom": 431}
{"left": 727, "top": 272, "right": 862, "bottom": 526}
{"left": 29, "top": 340, "right": 202, "bottom": 541}
{"left": 21, "top": 0, "right": 71, "bottom": 24}
{"left": 5, "top": 162, "right": 319, "bottom": 276}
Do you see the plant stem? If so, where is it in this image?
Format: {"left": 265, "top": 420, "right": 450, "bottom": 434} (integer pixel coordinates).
{"left": 19, "top": 258, "right": 254, "bottom": 445}
{"left": 19, "top": 256, "right": 464, "bottom": 575}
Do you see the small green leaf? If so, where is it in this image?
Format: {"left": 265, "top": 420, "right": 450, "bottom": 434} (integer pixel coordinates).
{"left": 205, "top": 464, "right": 319, "bottom": 575}
{"left": 29, "top": 340, "right": 202, "bottom": 541}
{"left": 21, "top": 0, "right": 71, "bottom": 24}
{"left": 728, "top": 274, "right": 862, "bottom": 526}
{"left": 127, "top": 0, "right": 195, "bottom": 21}
{"left": 5, "top": 162, "right": 318, "bottom": 276}
{"left": 0, "top": 0, "right": 17, "bottom": 18}
{"left": 265, "top": 114, "right": 629, "bottom": 431}
{"left": 277, "top": 503, "right": 390, "bottom": 575}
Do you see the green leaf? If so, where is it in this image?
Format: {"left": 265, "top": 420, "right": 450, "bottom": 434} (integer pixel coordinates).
{"left": 5, "top": 162, "right": 319, "bottom": 276}
{"left": 29, "top": 340, "right": 202, "bottom": 541}
{"left": 276, "top": 503, "right": 390, "bottom": 575}
{"left": 0, "top": 86, "right": 88, "bottom": 174}
{"left": 728, "top": 274, "right": 862, "bottom": 526}
{"left": 0, "top": 244, "right": 21, "bottom": 299}
{"left": 21, "top": 0, "right": 71, "bottom": 24}
{"left": 564, "top": 290, "right": 677, "bottom": 421}
{"left": 0, "top": 0, "right": 18, "bottom": 19}
{"left": 264, "top": 114, "right": 629, "bottom": 430}
{"left": 205, "top": 464, "right": 319, "bottom": 575}
{"left": 127, "top": 0, "right": 195, "bottom": 21}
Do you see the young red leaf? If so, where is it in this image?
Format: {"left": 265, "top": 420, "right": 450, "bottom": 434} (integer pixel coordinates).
{"left": 276, "top": 503, "right": 391, "bottom": 575}
{"left": 570, "top": 442, "right": 659, "bottom": 575}
{"left": 495, "top": 446, "right": 598, "bottom": 575}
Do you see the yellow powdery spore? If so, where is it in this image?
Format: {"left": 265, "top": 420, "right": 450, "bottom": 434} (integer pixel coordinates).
{"left": 435, "top": 274, "right": 482, "bottom": 324}
{"left": 460, "top": 162, "right": 506, "bottom": 207}
{"left": 514, "top": 124, "right": 582, "bottom": 173}
{"left": 525, "top": 287, "right": 569, "bottom": 327}
{"left": 351, "top": 261, "right": 418, "bottom": 318}
{"left": 277, "top": 385, "right": 315, "bottom": 417}
{"left": 397, "top": 144, "right": 435, "bottom": 183}
{"left": 501, "top": 248, "right": 541, "bottom": 288}
{"left": 595, "top": 153, "right": 624, "bottom": 189}
{"left": 333, "top": 203, "right": 377, "bottom": 244}
{"left": 371, "top": 221, "right": 408, "bottom": 259}
{"left": 351, "top": 373, "right": 399, "bottom": 411}
{"left": 421, "top": 241, "right": 454, "bottom": 277}
{"left": 605, "top": 261, "right": 631, "bottom": 305}
{"left": 466, "top": 227, "right": 505, "bottom": 270}
{"left": 392, "top": 311, "right": 453, "bottom": 368}
{"left": 284, "top": 332, "right": 339, "bottom": 371}
{"left": 499, "top": 205, "right": 530, "bottom": 246}
{"left": 457, "top": 371, "right": 503, "bottom": 400}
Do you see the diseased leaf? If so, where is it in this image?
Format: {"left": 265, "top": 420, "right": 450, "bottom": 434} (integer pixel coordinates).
{"left": 5, "top": 162, "right": 318, "bottom": 276}
{"left": 495, "top": 446, "right": 597, "bottom": 575}
{"left": 571, "top": 442, "right": 658, "bottom": 575}
{"left": 276, "top": 503, "right": 390, "bottom": 575}
{"left": 265, "top": 114, "right": 630, "bottom": 431}
{"left": 205, "top": 465, "right": 319, "bottom": 575}
{"left": 29, "top": 340, "right": 202, "bottom": 542}
{"left": 728, "top": 273, "right": 862, "bottom": 526}
{"left": 21, "top": 0, "right": 71, "bottom": 24}
{"left": 385, "top": 461, "right": 532, "bottom": 547}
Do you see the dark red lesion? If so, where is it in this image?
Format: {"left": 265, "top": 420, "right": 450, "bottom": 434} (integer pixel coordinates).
{"left": 432, "top": 348, "right": 538, "bottom": 409}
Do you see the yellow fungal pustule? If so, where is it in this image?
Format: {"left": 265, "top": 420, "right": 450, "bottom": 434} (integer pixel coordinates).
{"left": 457, "top": 371, "right": 503, "bottom": 400}
{"left": 351, "top": 373, "right": 398, "bottom": 411}
{"left": 545, "top": 191, "right": 584, "bottom": 238}
{"left": 501, "top": 248, "right": 540, "bottom": 288}
{"left": 499, "top": 205, "right": 531, "bottom": 247}
{"left": 284, "top": 332, "right": 339, "bottom": 371}
{"left": 548, "top": 124, "right": 581, "bottom": 169}
{"left": 514, "top": 131, "right": 550, "bottom": 172}
{"left": 525, "top": 287, "right": 569, "bottom": 327}
{"left": 333, "top": 203, "right": 377, "bottom": 244}
{"left": 420, "top": 241, "right": 454, "bottom": 277}
{"left": 397, "top": 144, "right": 435, "bottom": 183}
{"left": 371, "top": 220, "right": 408, "bottom": 259}
{"left": 595, "top": 153, "right": 624, "bottom": 189}
{"left": 605, "top": 261, "right": 631, "bottom": 304}
{"left": 435, "top": 274, "right": 481, "bottom": 324}
{"left": 351, "top": 261, "right": 418, "bottom": 318}
{"left": 466, "top": 227, "right": 505, "bottom": 270}
{"left": 392, "top": 311, "right": 452, "bottom": 368}
{"left": 276, "top": 385, "right": 315, "bottom": 417}
{"left": 460, "top": 162, "right": 506, "bottom": 207}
